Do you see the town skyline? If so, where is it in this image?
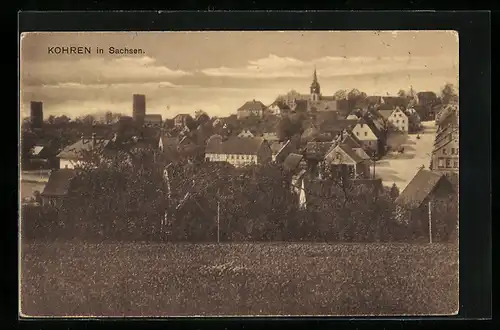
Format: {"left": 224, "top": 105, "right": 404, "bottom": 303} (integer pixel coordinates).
{"left": 20, "top": 31, "right": 459, "bottom": 119}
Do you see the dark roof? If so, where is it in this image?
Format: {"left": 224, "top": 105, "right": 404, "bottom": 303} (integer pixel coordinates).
{"left": 377, "top": 109, "right": 394, "bottom": 120}
{"left": 341, "top": 134, "right": 362, "bottom": 149}
{"left": 205, "top": 136, "right": 265, "bottom": 155}
{"left": 270, "top": 141, "right": 285, "bottom": 154}
{"left": 57, "top": 138, "right": 111, "bottom": 160}
{"left": 293, "top": 100, "right": 308, "bottom": 112}
{"left": 305, "top": 142, "right": 334, "bottom": 159}
{"left": 237, "top": 100, "right": 267, "bottom": 112}
{"left": 283, "top": 153, "right": 304, "bottom": 172}
{"left": 144, "top": 114, "right": 163, "bottom": 124}
{"left": 41, "top": 169, "right": 77, "bottom": 197}
{"left": 320, "top": 119, "right": 357, "bottom": 130}
{"left": 382, "top": 96, "right": 408, "bottom": 108}
{"left": 395, "top": 169, "right": 448, "bottom": 209}
{"left": 310, "top": 100, "right": 338, "bottom": 112}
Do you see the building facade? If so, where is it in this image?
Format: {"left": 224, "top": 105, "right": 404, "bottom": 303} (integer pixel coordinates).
{"left": 205, "top": 137, "right": 272, "bottom": 167}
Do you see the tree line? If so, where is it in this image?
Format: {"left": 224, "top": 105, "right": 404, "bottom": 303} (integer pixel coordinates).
{"left": 22, "top": 147, "right": 458, "bottom": 244}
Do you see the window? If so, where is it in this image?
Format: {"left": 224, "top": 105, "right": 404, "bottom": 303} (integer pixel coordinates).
{"left": 454, "top": 160, "right": 459, "bottom": 168}
{"left": 356, "top": 131, "right": 359, "bottom": 136}
{"left": 446, "top": 159, "right": 451, "bottom": 168}
{"left": 396, "top": 119, "right": 399, "bottom": 123}
{"left": 451, "top": 148, "right": 456, "bottom": 154}
{"left": 360, "top": 123, "right": 364, "bottom": 128}
{"left": 438, "top": 158, "right": 445, "bottom": 168}
{"left": 364, "top": 132, "right": 368, "bottom": 136}
{"left": 402, "top": 120, "right": 405, "bottom": 124}
{"left": 442, "top": 148, "right": 447, "bottom": 155}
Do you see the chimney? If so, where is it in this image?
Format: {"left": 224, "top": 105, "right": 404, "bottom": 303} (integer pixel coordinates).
{"left": 91, "top": 133, "right": 96, "bottom": 149}
{"left": 81, "top": 133, "right": 85, "bottom": 143}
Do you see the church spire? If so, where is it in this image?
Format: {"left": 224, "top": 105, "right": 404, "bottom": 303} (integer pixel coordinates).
{"left": 310, "top": 66, "right": 321, "bottom": 101}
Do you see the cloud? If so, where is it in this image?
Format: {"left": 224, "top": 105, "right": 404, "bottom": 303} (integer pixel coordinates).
{"left": 40, "top": 81, "right": 184, "bottom": 89}
{"left": 21, "top": 56, "right": 192, "bottom": 86}
{"left": 201, "top": 53, "right": 458, "bottom": 79}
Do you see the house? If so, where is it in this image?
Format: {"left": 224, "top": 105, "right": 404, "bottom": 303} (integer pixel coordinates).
{"left": 267, "top": 101, "right": 291, "bottom": 117}
{"left": 270, "top": 140, "right": 294, "bottom": 163}
{"left": 28, "top": 144, "right": 60, "bottom": 169}
{"left": 40, "top": 169, "right": 78, "bottom": 207}
{"left": 56, "top": 134, "right": 112, "bottom": 169}
{"left": 143, "top": 114, "right": 163, "bottom": 128}
{"left": 395, "top": 168, "right": 455, "bottom": 234}
{"left": 384, "top": 107, "right": 409, "bottom": 133}
{"left": 205, "top": 136, "right": 272, "bottom": 167}
{"left": 324, "top": 143, "right": 369, "bottom": 179}
{"left": 173, "top": 114, "right": 192, "bottom": 128}
{"left": 431, "top": 109, "right": 459, "bottom": 173}
{"left": 238, "top": 129, "right": 255, "bottom": 138}
{"left": 236, "top": 99, "right": 267, "bottom": 119}
{"left": 351, "top": 118, "right": 380, "bottom": 155}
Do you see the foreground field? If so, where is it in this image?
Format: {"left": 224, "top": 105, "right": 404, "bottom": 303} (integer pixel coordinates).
{"left": 20, "top": 242, "right": 458, "bottom": 317}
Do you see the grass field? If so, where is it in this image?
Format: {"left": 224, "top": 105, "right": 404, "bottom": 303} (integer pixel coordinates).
{"left": 20, "top": 242, "right": 458, "bottom": 317}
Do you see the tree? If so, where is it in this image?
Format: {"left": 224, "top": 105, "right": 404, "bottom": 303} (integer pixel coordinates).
{"left": 104, "top": 111, "right": 113, "bottom": 125}
{"left": 334, "top": 89, "right": 348, "bottom": 100}
{"left": 47, "top": 115, "right": 55, "bottom": 125}
{"left": 82, "top": 115, "right": 96, "bottom": 126}
{"left": 390, "top": 183, "right": 400, "bottom": 200}
{"left": 277, "top": 116, "right": 302, "bottom": 141}
{"left": 54, "top": 115, "right": 71, "bottom": 125}
{"left": 441, "top": 83, "right": 458, "bottom": 105}
{"left": 195, "top": 110, "right": 210, "bottom": 126}
{"left": 397, "top": 89, "right": 407, "bottom": 98}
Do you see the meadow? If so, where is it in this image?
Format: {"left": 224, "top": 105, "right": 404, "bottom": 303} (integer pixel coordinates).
{"left": 20, "top": 242, "right": 458, "bottom": 317}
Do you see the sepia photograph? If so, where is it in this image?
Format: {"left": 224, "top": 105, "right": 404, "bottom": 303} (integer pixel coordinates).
{"left": 19, "top": 30, "right": 459, "bottom": 317}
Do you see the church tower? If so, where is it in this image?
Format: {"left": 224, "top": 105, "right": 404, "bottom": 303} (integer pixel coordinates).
{"left": 310, "top": 67, "right": 321, "bottom": 102}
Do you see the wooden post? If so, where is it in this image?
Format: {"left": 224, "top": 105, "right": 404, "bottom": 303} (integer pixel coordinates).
{"left": 217, "top": 201, "right": 220, "bottom": 243}
{"left": 428, "top": 199, "right": 432, "bottom": 244}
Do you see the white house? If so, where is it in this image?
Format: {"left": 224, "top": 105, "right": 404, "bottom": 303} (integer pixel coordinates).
{"left": 205, "top": 136, "right": 272, "bottom": 167}
{"left": 378, "top": 107, "right": 409, "bottom": 133}
{"left": 351, "top": 118, "right": 379, "bottom": 154}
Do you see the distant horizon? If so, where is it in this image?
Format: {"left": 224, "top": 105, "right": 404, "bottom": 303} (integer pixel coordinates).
{"left": 20, "top": 31, "right": 459, "bottom": 119}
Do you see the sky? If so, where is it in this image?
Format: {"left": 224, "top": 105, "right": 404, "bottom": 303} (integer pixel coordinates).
{"left": 20, "top": 31, "right": 459, "bottom": 119}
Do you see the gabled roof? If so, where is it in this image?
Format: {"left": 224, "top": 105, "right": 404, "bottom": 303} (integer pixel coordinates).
{"left": 41, "top": 169, "right": 77, "bottom": 197}
{"left": 57, "top": 138, "right": 111, "bottom": 160}
{"left": 237, "top": 100, "right": 267, "bottom": 112}
{"left": 377, "top": 109, "right": 394, "bottom": 120}
{"left": 356, "top": 117, "right": 383, "bottom": 139}
{"left": 205, "top": 136, "right": 265, "bottom": 155}
{"left": 325, "top": 144, "right": 363, "bottom": 164}
{"left": 395, "top": 169, "right": 449, "bottom": 209}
